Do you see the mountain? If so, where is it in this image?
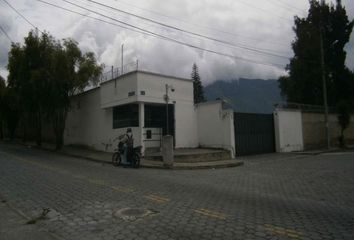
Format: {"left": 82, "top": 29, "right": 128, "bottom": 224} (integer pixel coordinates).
{"left": 204, "top": 78, "right": 283, "bottom": 114}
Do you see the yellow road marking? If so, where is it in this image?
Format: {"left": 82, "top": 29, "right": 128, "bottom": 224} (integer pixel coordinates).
{"left": 144, "top": 194, "right": 170, "bottom": 203}
{"left": 263, "top": 224, "right": 302, "bottom": 239}
{"left": 72, "top": 174, "right": 86, "bottom": 179}
{"left": 193, "top": 208, "right": 227, "bottom": 220}
{"left": 88, "top": 179, "right": 105, "bottom": 185}
{"left": 111, "top": 186, "right": 134, "bottom": 193}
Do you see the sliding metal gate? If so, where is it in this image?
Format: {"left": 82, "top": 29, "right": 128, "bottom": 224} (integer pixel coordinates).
{"left": 234, "top": 113, "right": 275, "bottom": 156}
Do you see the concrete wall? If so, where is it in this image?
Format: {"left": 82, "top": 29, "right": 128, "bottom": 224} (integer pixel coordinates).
{"left": 274, "top": 109, "right": 303, "bottom": 152}
{"left": 100, "top": 72, "right": 138, "bottom": 108}
{"left": 64, "top": 71, "right": 235, "bottom": 154}
{"left": 275, "top": 108, "right": 354, "bottom": 151}
{"left": 137, "top": 71, "right": 198, "bottom": 148}
{"left": 196, "top": 101, "right": 235, "bottom": 158}
{"left": 136, "top": 71, "right": 194, "bottom": 104}
{"left": 65, "top": 88, "right": 141, "bottom": 152}
{"left": 65, "top": 71, "right": 198, "bottom": 151}
{"left": 302, "top": 112, "right": 354, "bottom": 149}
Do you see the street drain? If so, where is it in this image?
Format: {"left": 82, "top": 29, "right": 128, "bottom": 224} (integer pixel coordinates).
{"left": 113, "top": 208, "right": 157, "bottom": 222}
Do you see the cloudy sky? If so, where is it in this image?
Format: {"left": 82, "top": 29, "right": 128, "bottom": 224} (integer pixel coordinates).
{"left": 0, "top": 0, "right": 353, "bottom": 84}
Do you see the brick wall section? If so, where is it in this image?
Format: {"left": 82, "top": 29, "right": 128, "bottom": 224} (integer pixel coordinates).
{"left": 302, "top": 112, "right": 354, "bottom": 150}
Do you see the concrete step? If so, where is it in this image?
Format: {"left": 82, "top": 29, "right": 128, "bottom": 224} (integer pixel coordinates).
{"left": 141, "top": 158, "right": 243, "bottom": 170}
{"left": 144, "top": 149, "right": 231, "bottom": 163}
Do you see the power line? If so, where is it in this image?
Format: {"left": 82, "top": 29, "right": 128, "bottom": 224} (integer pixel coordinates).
{"left": 36, "top": 1, "right": 162, "bottom": 39}
{"left": 267, "top": 0, "right": 301, "bottom": 14}
{"left": 235, "top": 0, "right": 293, "bottom": 21}
{"left": 112, "top": 0, "right": 291, "bottom": 48}
{"left": 64, "top": 0, "right": 288, "bottom": 64}
{"left": 36, "top": 0, "right": 285, "bottom": 69}
{"left": 270, "top": 0, "right": 305, "bottom": 13}
{"left": 0, "top": 24, "right": 13, "bottom": 42}
{"left": 85, "top": 0, "right": 291, "bottom": 59}
{"left": 2, "top": 0, "right": 43, "bottom": 33}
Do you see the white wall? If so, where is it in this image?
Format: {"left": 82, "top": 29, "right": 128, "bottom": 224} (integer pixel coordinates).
{"left": 196, "top": 101, "right": 235, "bottom": 158}
{"left": 136, "top": 71, "right": 194, "bottom": 104}
{"left": 274, "top": 109, "right": 304, "bottom": 152}
{"left": 100, "top": 72, "right": 137, "bottom": 108}
{"left": 174, "top": 101, "right": 198, "bottom": 148}
{"left": 65, "top": 88, "right": 141, "bottom": 152}
{"left": 137, "top": 71, "right": 198, "bottom": 148}
{"left": 64, "top": 71, "right": 234, "bottom": 154}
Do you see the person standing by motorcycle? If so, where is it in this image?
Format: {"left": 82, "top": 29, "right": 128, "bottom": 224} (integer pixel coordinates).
{"left": 119, "top": 128, "right": 134, "bottom": 165}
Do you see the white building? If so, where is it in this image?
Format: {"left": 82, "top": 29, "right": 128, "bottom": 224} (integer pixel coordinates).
{"left": 64, "top": 70, "right": 235, "bottom": 158}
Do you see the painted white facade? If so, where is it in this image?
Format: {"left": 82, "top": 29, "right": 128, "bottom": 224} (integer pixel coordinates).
{"left": 273, "top": 109, "right": 304, "bottom": 152}
{"left": 196, "top": 101, "right": 235, "bottom": 158}
{"left": 64, "top": 88, "right": 141, "bottom": 152}
{"left": 64, "top": 71, "right": 234, "bottom": 157}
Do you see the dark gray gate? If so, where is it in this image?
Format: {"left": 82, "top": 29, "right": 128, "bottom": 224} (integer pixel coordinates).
{"left": 234, "top": 113, "right": 275, "bottom": 156}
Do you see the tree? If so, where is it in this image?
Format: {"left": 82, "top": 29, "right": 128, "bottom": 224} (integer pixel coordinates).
{"left": 47, "top": 39, "right": 102, "bottom": 149}
{"left": 7, "top": 32, "right": 54, "bottom": 146}
{"left": 279, "top": 0, "right": 354, "bottom": 106}
{"left": 191, "top": 63, "right": 205, "bottom": 104}
{"left": 7, "top": 30, "right": 102, "bottom": 149}
{"left": 0, "top": 75, "right": 6, "bottom": 139}
{"left": 1, "top": 87, "right": 20, "bottom": 140}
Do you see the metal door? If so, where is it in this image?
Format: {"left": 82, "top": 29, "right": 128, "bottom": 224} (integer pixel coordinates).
{"left": 234, "top": 113, "right": 275, "bottom": 156}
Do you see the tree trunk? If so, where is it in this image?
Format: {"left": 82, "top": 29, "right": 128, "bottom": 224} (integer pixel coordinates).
{"left": 53, "top": 109, "right": 67, "bottom": 150}
{"left": 35, "top": 111, "right": 42, "bottom": 147}
{"left": 0, "top": 119, "right": 3, "bottom": 140}
{"left": 22, "top": 114, "right": 27, "bottom": 143}
{"left": 340, "top": 128, "right": 345, "bottom": 148}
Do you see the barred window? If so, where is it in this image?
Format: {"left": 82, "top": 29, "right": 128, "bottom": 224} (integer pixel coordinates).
{"left": 113, "top": 104, "right": 139, "bottom": 129}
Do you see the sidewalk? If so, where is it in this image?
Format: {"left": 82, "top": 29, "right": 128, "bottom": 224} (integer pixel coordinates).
{"left": 291, "top": 145, "right": 354, "bottom": 155}
{"left": 0, "top": 200, "right": 58, "bottom": 240}
{"left": 61, "top": 145, "right": 244, "bottom": 170}
{"left": 5, "top": 141, "right": 243, "bottom": 170}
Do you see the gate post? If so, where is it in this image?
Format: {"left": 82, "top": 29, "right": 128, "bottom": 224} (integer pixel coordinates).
{"left": 162, "top": 135, "right": 174, "bottom": 168}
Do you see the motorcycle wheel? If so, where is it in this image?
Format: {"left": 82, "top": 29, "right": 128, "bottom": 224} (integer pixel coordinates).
{"left": 112, "top": 152, "right": 121, "bottom": 166}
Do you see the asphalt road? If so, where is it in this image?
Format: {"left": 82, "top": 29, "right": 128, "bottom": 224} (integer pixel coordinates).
{"left": 0, "top": 143, "right": 353, "bottom": 240}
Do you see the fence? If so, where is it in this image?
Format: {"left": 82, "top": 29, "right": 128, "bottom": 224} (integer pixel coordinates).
{"left": 99, "top": 61, "right": 139, "bottom": 84}
{"left": 274, "top": 102, "right": 336, "bottom": 113}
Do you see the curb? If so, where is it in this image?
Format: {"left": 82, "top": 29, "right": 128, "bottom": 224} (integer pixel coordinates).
{"left": 1, "top": 141, "right": 244, "bottom": 170}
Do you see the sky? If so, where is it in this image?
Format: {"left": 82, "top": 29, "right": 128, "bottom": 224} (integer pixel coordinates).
{"left": 0, "top": 0, "right": 353, "bottom": 84}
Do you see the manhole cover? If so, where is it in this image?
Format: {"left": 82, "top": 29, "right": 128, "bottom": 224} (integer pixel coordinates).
{"left": 113, "top": 208, "right": 157, "bottom": 222}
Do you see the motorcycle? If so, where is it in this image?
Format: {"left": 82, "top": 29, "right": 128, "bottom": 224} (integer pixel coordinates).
{"left": 112, "top": 141, "right": 142, "bottom": 168}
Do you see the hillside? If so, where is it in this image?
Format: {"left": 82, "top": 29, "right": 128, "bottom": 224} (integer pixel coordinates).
{"left": 204, "top": 78, "right": 283, "bottom": 114}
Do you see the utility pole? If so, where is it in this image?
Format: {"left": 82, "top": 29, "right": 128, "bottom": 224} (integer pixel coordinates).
{"left": 121, "top": 44, "right": 124, "bottom": 75}
{"left": 319, "top": 17, "right": 330, "bottom": 149}
{"left": 165, "top": 84, "right": 169, "bottom": 136}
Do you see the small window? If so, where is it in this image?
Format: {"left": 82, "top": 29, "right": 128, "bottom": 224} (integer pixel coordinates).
{"left": 113, "top": 104, "right": 139, "bottom": 129}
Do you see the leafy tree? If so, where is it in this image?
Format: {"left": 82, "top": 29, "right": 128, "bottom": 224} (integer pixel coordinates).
{"left": 279, "top": 0, "right": 354, "bottom": 106}
{"left": 1, "top": 87, "right": 20, "bottom": 140}
{"left": 48, "top": 39, "right": 102, "bottom": 149}
{"left": 191, "top": 63, "right": 205, "bottom": 104}
{"left": 7, "top": 30, "right": 102, "bottom": 149}
{"left": 0, "top": 75, "right": 6, "bottom": 139}
{"left": 7, "top": 32, "right": 53, "bottom": 145}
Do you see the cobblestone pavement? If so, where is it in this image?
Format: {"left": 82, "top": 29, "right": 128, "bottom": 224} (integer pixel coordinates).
{"left": 0, "top": 143, "right": 353, "bottom": 240}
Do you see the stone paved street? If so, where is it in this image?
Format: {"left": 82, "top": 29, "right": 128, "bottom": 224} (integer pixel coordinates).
{"left": 0, "top": 143, "right": 353, "bottom": 240}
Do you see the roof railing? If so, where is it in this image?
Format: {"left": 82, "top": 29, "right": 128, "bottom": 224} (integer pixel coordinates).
{"left": 99, "top": 60, "right": 139, "bottom": 84}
